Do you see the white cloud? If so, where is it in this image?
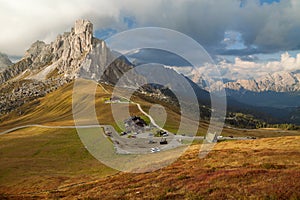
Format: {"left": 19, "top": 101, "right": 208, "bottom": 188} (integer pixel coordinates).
{"left": 1, "top": 0, "right": 300, "bottom": 57}
{"left": 167, "top": 52, "right": 300, "bottom": 85}
{"left": 208, "top": 52, "right": 300, "bottom": 80}
{"left": 0, "top": 0, "right": 121, "bottom": 56}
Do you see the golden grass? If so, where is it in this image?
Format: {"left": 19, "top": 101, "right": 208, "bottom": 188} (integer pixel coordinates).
{"left": 0, "top": 80, "right": 149, "bottom": 133}
{"left": 0, "top": 127, "right": 117, "bottom": 194}
{"left": 1, "top": 136, "right": 299, "bottom": 199}
{"left": 1, "top": 79, "right": 299, "bottom": 139}
{"left": 56, "top": 135, "right": 299, "bottom": 199}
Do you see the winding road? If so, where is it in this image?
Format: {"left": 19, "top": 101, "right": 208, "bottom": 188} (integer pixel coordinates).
{"left": 0, "top": 124, "right": 102, "bottom": 135}
{"left": 0, "top": 93, "right": 167, "bottom": 136}
{"left": 0, "top": 83, "right": 257, "bottom": 141}
{"left": 101, "top": 83, "right": 169, "bottom": 133}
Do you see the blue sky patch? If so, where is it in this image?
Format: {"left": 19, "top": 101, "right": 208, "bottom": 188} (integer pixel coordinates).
{"left": 240, "top": 0, "right": 280, "bottom": 7}
{"left": 95, "top": 28, "right": 118, "bottom": 40}
{"left": 123, "top": 16, "right": 137, "bottom": 29}
{"left": 260, "top": 0, "right": 280, "bottom": 5}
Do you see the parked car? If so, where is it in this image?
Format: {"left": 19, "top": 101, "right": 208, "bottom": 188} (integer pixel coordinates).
{"left": 121, "top": 131, "right": 127, "bottom": 136}
{"left": 160, "top": 137, "right": 168, "bottom": 145}
{"left": 157, "top": 130, "right": 168, "bottom": 137}
{"left": 150, "top": 147, "right": 160, "bottom": 153}
{"left": 154, "top": 147, "right": 160, "bottom": 152}
{"left": 162, "top": 133, "right": 169, "bottom": 137}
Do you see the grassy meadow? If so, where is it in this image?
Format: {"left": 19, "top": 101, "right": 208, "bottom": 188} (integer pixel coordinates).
{"left": 0, "top": 80, "right": 300, "bottom": 199}
{"left": 0, "top": 129, "right": 299, "bottom": 199}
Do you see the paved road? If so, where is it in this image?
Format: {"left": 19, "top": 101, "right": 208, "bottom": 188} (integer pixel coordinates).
{"left": 98, "top": 84, "right": 253, "bottom": 140}
{"left": 0, "top": 123, "right": 254, "bottom": 156}
{"left": 134, "top": 103, "right": 169, "bottom": 133}
{"left": 0, "top": 83, "right": 254, "bottom": 152}
{"left": 100, "top": 83, "right": 169, "bottom": 133}
{"left": 0, "top": 124, "right": 102, "bottom": 135}
{"left": 102, "top": 125, "right": 184, "bottom": 154}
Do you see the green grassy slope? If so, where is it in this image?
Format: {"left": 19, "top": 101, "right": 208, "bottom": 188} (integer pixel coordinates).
{"left": 0, "top": 127, "right": 117, "bottom": 194}
{"left": 0, "top": 80, "right": 300, "bottom": 198}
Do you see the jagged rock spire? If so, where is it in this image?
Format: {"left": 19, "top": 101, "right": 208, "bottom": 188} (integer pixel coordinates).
{"left": 0, "top": 19, "right": 139, "bottom": 84}
{"left": 74, "top": 19, "right": 93, "bottom": 53}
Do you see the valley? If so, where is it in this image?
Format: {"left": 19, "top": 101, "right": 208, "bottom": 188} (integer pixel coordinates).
{"left": 0, "top": 79, "right": 300, "bottom": 198}
{"left": 0, "top": 18, "right": 299, "bottom": 199}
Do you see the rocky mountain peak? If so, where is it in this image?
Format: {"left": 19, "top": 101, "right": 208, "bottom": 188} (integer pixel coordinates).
{"left": 224, "top": 71, "right": 300, "bottom": 92}
{"left": 73, "top": 19, "right": 93, "bottom": 53}
{"left": 0, "top": 19, "right": 142, "bottom": 85}
{"left": 75, "top": 19, "right": 93, "bottom": 34}
{"left": 0, "top": 20, "right": 92, "bottom": 83}
{"left": 0, "top": 52, "right": 12, "bottom": 72}
{"left": 0, "top": 19, "right": 145, "bottom": 116}
{"left": 24, "top": 40, "right": 46, "bottom": 59}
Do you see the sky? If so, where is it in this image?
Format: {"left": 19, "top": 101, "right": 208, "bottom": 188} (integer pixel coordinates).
{"left": 0, "top": 0, "right": 300, "bottom": 79}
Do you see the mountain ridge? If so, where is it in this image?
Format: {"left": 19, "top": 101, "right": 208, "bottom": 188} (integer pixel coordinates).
{"left": 0, "top": 52, "right": 12, "bottom": 72}
{"left": 225, "top": 71, "right": 300, "bottom": 93}
{"left": 0, "top": 19, "right": 137, "bottom": 116}
{"left": 0, "top": 19, "right": 138, "bottom": 85}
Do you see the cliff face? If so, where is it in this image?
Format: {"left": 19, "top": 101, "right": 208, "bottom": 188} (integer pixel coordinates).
{"left": 54, "top": 19, "right": 94, "bottom": 78}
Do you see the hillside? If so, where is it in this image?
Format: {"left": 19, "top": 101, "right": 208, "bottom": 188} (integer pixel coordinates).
{"left": 56, "top": 136, "right": 300, "bottom": 200}
{"left": 0, "top": 81, "right": 299, "bottom": 198}
{"left": 0, "top": 80, "right": 150, "bottom": 132}
{"left": 2, "top": 78, "right": 299, "bottom": 138}
{"left": 1, "top": 127, "right": 300, "bottom": 199}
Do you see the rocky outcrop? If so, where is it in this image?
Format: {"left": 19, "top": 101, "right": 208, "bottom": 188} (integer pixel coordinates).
{"left": 0, "top": 78, "right": 71, "bottom": 116}
{"left": 0, "top": 53, "right": 12, "bottom": 72}
{"left": 54, "top": 19, "right": 94, "bottom": 78}
{"left": 0, "top": 58, "right": 33, "bottom": 83}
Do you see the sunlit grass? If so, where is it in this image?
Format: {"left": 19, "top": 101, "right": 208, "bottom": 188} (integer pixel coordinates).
{"left": 0, "top": 127, "right": 117, "bottom": 190}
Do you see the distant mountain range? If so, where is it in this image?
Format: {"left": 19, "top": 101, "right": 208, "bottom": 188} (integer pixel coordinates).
{"left": 167, "top": 66, "right": 300, "bottom": 125}
{"left": 224, "top": 71, "right": 300, "bottom": 110}
{"left": 225, "top": 71, "right": 300, "bottom": 93}
{"left": 0, "top": 19, "right": 298, "bottom": 126}
{"left": 167, "top": 66, "right": 300, "bottom": 93}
